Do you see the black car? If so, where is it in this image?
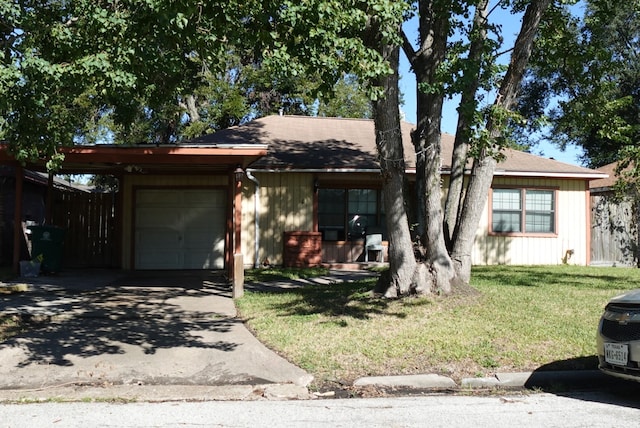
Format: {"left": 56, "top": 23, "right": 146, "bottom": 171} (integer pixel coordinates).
{"left": 597, "top": 289, "right": 640, "bottom": 381}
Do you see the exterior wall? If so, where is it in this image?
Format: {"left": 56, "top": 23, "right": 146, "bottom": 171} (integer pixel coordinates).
{"left": 119, "top": 172, "right": 592, "bottom": 270}
{"left": 120, "top": 174, "right": 228, "bottom": 269}
{"left": 244, "top": 172, "right": 592, "bottom": 267}
{"left": 242, "top": 172, "right": 315, "bottom": 267}
{"left": 472, "top": 177, "right": 590, "bottom": 266}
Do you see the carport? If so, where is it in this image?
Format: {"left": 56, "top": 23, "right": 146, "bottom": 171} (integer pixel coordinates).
{"left": 0, "top": 143, "right": 267, "bottom": 296}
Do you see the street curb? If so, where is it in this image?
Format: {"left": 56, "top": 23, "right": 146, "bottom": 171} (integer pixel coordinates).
{"left": 354, "top": 374, "right": 457, "bottom": 389}
{"left": 355, "top": 370, "right": 608, "bottom": 392}
{"left": 0, "top": 383, "right": 313, "bottom": 403}
{"left": 0, "top": 371, "right": 610, "bottom": 403}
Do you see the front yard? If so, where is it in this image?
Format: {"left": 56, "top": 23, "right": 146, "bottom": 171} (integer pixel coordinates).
{"left": 237, "top": 265, "right": 639, "bottom": 389}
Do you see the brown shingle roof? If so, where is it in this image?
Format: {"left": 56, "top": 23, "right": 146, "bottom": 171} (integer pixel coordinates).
{"left": 590, "top": 162, "right": 622, "bottom": 189}
{"left": 191, "top": 115, "right": 605, "bottom": 178}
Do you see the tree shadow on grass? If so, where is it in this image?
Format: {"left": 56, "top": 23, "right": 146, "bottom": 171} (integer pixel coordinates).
{"left": 248, "top": 280, "right": 421, "bottom": 320}
{"left": 472, "top": 265, "right": 640, "bottom": 290}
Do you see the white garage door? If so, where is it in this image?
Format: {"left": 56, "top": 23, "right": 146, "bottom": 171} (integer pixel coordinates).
{"left": 135, "top": 189, "right": 227, "bottom": 270}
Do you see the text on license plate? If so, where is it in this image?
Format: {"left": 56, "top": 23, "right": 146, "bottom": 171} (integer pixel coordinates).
{"left": 604, "top": 343, "right": 629, "bottom": 366}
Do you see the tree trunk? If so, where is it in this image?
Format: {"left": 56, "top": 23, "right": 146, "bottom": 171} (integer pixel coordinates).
{"left": 451, "top": 0, "right": 553, "bottom": 282}
{"left": 411, "top": 0, "right": 455, "bottom": 294}
{"left": 444, "top": 0, "right": 489, "bottom": 249}
{"left": 184, "top": 94, "right": 200, "bottom": 122}
{"left": 367, "top": 32, "right": 419, "bottom": 298}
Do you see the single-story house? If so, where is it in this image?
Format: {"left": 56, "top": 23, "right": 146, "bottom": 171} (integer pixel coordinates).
{"left": 197, "top": 115, "right": 607, "bottom": 269}
{"left": 0, "top": 115, "right": 607, "bottom": 289}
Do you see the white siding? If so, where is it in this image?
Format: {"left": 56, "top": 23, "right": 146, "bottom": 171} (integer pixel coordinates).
{"left": 472, "top": 177, "right": 589, "bottom": 266}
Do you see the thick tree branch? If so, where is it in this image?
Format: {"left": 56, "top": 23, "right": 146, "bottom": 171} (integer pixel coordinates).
{"left": 401, "top": 29, "right": 416, "bottom": 68}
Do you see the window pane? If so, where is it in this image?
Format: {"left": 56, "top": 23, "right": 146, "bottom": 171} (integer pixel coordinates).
{"left": 493, "top": 189, "right": 521, "bottom": 210}
{"left": 526, "top": 212, "right": 554, "bottom": 233}
{"left": 348, "top": 189, "right": 377, "bottom": 214}
{"left": 526, "top": 190, "right": 553, "bottom": 211}
{"left": 525, "top": 190, "right": 554, "bottom": 233}
{"left": 492, "top": 212, "right": 521, "bottom": 233}
{"left": 492, "top": 189, "right": 522, "bottom": 232}
{"left": 348, "top": 189, "right": 378, "bottom": 240}
{"left": 319, "top": 189, "right": 345, "bottom": 226}
{"left": 319, "top": 189, "right": 345, "bottom": 240}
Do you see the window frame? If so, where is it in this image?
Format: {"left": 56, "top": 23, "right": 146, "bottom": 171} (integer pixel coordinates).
{"left": 489, "top": 186, "right": 558, "bottom": 237}
{"left": 317, "top": 185, "right": 385, "bottom": 242}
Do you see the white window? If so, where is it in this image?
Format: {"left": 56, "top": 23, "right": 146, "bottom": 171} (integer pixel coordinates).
{"left": 491, "top": 188, "right": 555, "bottom": 234}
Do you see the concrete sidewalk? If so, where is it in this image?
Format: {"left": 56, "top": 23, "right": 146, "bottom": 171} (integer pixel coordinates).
{"left": 0, "top": 270, "right": 313, "bottom": 401}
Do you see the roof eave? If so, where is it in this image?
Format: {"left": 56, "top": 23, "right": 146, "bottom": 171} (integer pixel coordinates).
{"left": 492, "top": 170, "right": 609, "bottom": 179}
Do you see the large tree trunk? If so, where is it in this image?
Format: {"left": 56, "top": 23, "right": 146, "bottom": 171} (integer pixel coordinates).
{"left": 411, "top": 0, "right": 455, "bottom": 294}
{"left": 366, "top": 30, "right": 419, "bottom": 298}
{"left": 451, "top": 0, "right": 553, "bottom": 282}
{"left": 444, "top": 0, "right": 489, "bottom": 249}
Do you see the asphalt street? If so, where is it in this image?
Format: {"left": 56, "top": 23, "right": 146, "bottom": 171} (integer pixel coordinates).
{"left": 2, "top": 391, "right": 640, "bottom": 428}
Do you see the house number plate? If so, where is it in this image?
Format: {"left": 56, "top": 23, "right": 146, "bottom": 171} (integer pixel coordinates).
{"left": 604, "top": 343, "right": 628, "bottom": 366}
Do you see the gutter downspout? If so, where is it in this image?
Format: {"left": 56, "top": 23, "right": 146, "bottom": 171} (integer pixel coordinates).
{"left": 245, "top": 170, "right": 260, "bottom": 268}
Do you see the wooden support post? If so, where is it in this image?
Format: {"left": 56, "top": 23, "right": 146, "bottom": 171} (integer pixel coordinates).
{"left": 45, "top": 172, "right": 53, "bottom": 224}
{"left": 232, "top": 168, "right": 244, "bottom": 298}
{"left": 12, "top": 166, "right": 24, "bottom": 274}
{"left": 313, "top": 177, "right": 319, "bottom": 232}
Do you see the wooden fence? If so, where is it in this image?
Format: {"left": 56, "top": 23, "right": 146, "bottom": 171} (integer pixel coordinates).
{"left": 52, "top": 191, "right": 119, "bottom": 268}
{"left": 591, "top": 191, "right": 638, "bottom": 267}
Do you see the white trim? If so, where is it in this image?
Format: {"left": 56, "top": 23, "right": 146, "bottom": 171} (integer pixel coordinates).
{"left": 247, "top": 168, "right": 383, "bottom": 174}
{"left": 177, "top": 144, "right": 269, "bottom": 150}
{"left": 492, "top": 170, "right": 608, "bottom": 179}
{"left": 248, "top": 167, "right": 607, "bottom": 180}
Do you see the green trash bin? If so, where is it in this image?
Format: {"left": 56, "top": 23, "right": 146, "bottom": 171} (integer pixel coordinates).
{"left": 28, "top": 225, "right": 66, "bottom": 273}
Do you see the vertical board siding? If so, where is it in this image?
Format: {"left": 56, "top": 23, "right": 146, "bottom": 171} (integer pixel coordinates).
{"left": 116, "top": 173, "right": 592, "bottom": 268}
{"left": 245, "top": 172, "right": 314, "bottom": 266}
{"left": 473, "top": 178, "right": 589, "bottom": 266}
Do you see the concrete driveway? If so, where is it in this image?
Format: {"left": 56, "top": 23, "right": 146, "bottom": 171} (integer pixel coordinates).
{"left": 0, "top": 270, "right": 312, "bottom": 399}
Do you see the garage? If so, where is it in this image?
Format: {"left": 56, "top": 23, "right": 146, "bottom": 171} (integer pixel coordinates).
{"left": 134, "top": 189, "right": 227, "bottom": 270}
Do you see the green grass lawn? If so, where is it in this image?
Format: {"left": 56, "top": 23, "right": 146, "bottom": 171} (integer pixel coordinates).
{"left": 236, "top": 265, "right": 640, "bottom": 388}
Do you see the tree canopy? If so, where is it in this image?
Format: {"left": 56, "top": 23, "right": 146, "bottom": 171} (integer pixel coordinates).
{"left": 1, "top": 1, "right": 381, "bottom": 164}
{"left": 516, "top": 0, "right": 640, "bottom": 168}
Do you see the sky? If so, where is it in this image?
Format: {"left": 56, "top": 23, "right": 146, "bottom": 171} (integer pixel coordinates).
{"left": 397, "top": 5, "right": 585, "bottom": 167}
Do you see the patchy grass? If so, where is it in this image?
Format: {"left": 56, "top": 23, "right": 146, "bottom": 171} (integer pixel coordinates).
{"left": 236, "top": 265, "right": 639, "bottom": 388}
{"left": 0, "top": 266, "right": 27, "bottom": 341}
{"left": 0, "top": 315, "right": 27, "bottom": 342}
{"left": 0, "top": 283, "right": 29, "bottom": 294}
{"left": 244, "top": 267, "right": 330, "bottom": 283}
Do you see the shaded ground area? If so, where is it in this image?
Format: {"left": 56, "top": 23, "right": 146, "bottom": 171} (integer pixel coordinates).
{"left": 0, "top": 270, "right": 312, "bottom": 391}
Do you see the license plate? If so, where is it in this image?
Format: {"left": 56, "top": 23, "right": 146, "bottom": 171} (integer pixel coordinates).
{"left": 604, "top": 343, "right": 629, "bottom": 366}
